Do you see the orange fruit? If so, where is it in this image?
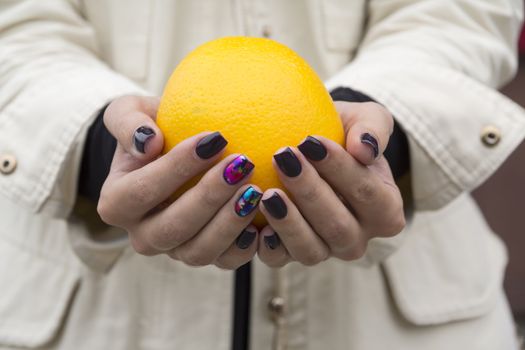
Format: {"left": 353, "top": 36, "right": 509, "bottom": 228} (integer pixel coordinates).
{"left": 157, "top": 36, "right": 344, "bottom": 226}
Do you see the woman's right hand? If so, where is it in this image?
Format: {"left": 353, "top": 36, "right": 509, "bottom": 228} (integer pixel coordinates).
{"left": 97, "top": 95, "right": 262, "bottom": 270}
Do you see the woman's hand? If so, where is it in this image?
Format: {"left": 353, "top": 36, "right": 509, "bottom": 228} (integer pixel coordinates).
{"left": 257, "top": 101, "right": 405, "bottom": 267}
{"left": 97, "top": 96, "right": 263, "bottom": 270}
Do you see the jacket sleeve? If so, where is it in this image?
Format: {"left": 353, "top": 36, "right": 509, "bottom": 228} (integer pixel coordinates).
{"left": 326, "top": 0, "right": 525, "bottom": 212}
{"left": 324, "top": 0, "right": 525, "bottom": 266}
{"left": 0, "top": 0, "right": 147, "bottom": 218}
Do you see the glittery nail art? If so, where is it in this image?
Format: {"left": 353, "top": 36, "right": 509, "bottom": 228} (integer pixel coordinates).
{"left": 223, "top": 155, "right": 255, "bottom": 185}
{"left": 235, "top": 186, "right": 263, "bottom": 217}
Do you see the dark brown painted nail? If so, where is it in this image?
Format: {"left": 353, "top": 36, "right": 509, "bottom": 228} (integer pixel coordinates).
{"left": 361, "top": 133, "right": 379, "bottom": 158}
{"left": 133, "top": 126, "right": 155, "bottom": 153}
{"left": 264, "top": 232, "right": 281, "bottom": 250}
{"left": 236, "top": 229, "right": 257, "bottom": 249}
{"left": 298, "top": 136, "right": 327, "bottom": 161}
{"left": 273, "top": 147, "right": 301, "bottom": 177}
{"left": 196, "top": 132, "right": 228, "bottom": 159}
{"left": 262, "top": 192, "right": 287, "bottom": 219}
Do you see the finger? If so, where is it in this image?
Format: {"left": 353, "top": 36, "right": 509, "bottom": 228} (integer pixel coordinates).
{"left": 134, "top": 155, "right": 255, "bottom": 251}
{"left": 103, "top": 96, "right": 163, "bottom": 162}
{"left": 271, "top": 147, "right": 361, "bottom": 255}
{"left": 335, "top": 101, "right": 393, "bottom": 165}
{"left": 98, "top": 132, "right": 230, "bottom": 226}
{"left": 259, "top": 188, "right": 329, "bottom": 266}
{"left": 168, "top": 185, "right": 262, "bottom": 265}
{"left": 257, "top": 226, "right": 291, "bottom": 268}
{"left": 299, "top": 137, "right": 404, "bottom": 237}
{"left": 214, "top": 225, "right": 258, "bottom": 270}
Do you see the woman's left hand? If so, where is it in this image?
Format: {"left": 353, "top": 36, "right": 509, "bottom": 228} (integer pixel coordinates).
{"left": 257, "top": 101, "right": 405, "bottom": 267}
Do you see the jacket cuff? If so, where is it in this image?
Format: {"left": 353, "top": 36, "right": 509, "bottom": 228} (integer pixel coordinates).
{"left": 0, "top": 66, "right": 147, "bottom": 218}
{"left": 326, "top": 62, "right": 525, "bottom": 211}
{"left": 330, "top": 87, "right": 410, "bottom": 180}
{"left": 77, "top": 104, "right": 116, "bottom": 203}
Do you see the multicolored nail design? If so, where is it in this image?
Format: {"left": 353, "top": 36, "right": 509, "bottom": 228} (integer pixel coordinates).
{"left": 235, "top": 186, "right": 263, "bottom": 217}
{"left": 223, "top": 155, "right": 255, "bottom": 185}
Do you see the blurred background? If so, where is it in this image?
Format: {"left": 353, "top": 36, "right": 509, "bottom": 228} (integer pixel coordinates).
{"left": 473, "top": 26, "right": 525, "bottom": 334}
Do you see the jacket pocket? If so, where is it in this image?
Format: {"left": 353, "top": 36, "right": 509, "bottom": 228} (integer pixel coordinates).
{"left": 320, "top": 0, "right": 365, "bottom": 53}
{"left": 382, "top": 194, "right": 507, "bottom": 325}
{"left": 0, "top": 238, "right": 80, "bottom": 348}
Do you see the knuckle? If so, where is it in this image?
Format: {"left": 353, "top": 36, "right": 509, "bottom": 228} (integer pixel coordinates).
{"left": 352, "top": 179, "right": 378, "bottom": 204}
{"left": 215, "top": 258, "right": 245, "bottom": 271}
{"left": 380, "top": 211, "right": 406, "bottom": 237}
{"left": 261, "top": 251, "right": 290, "bottom": 268}
{"left": 97, "top": 196, "right": 118, "bottom": 225}
{"left": 149, "top": 221, "right": 185, "bottom": 250}
{"left": 129, "top": 235, "right": 156, "bottom": 256}
{"left": 329, "top": 157, "right": 345, "bottom": 176}
{"left": 181, "top": 249, "right": 214, "bottom": 267}
{"left": 296, "top": 185, "right": 320, "bottom": 202}
{"left": 299, "top": 248, "right": 327, "bottom": 266}
{"left": 337, "top": 242, "right": 367, "bottom": 261}
{"left": 130, "top": 176, "right": 157, "bottom": 205}
{"left": 394, "top": 214, "right": 407, "bottom": 233}
{"left": 323, "top": 216, "right": 352, "bottom": 246}
{"left": 199, "top": 182, "right": 225, "bottom": 208}
{"left": 171, "top": 160, "right": 194, "bottom": 178}
{"left": 264, "top": 259, "right": 288, "bottom": 268}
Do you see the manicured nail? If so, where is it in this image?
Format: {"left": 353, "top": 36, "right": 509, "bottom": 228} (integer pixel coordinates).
{"left": 361, "top": 133, "right": 379, "bottom": 158}
{"left": 236, "top": 229, "right": 257, "bottom": 249}
{"left": 196, "top": 132, "right": 228, "bottom": 159}
{"left": 133, "top": 126, "right": 155, "bottom": 153}
{"left": 298, "top": 136, "right": 327, "bottom": 161}
{"left": 223, "top": 155, "right": 255, "bottom": 185}
{"left": 273, "top": 147, "right": 302, "bottom": 177}
{"left": 262, "top": 192, "right": 287, "bottom": 219}
{"left": 235, "top": 186, "right": 263, "bottom": 217}
{"left": 264, "top": 232, "right": 281, "bottom": 250}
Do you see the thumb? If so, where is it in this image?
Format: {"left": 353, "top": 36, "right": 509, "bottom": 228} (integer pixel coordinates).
{"left": 103, "top": 95, "right": 164, "bottom": 164}
{"left": 336, "top": 101, "right": 393, "bottom": 166}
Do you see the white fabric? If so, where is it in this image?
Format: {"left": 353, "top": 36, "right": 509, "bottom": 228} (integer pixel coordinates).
{"left": 0, "top": 0, "right": 523, "bottom": 349}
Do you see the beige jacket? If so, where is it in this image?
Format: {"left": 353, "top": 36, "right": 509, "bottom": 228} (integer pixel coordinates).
{"left": 0, "top": 1, "right": 524, "bottom": 349}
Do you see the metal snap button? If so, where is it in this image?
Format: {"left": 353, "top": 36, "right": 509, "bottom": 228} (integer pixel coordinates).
{"left": 267, "top": 296, "right": 285, "bottom": 317}
{"left": 0, "top": 154, "right": 17, "bottom": 175}
{"left": 481, "top": 126, "right": 501, "bottom": 147}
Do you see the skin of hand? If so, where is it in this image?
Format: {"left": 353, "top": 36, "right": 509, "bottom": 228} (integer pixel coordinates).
{"left": 257, "top": 101, "right": 406, "bottom": 267}
{"left": 97, "top": 95, "right": 263, "bottom": 270}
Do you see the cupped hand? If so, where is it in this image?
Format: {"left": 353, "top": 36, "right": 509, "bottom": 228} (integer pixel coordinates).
{"left": 97, "top": 95, "right": 263, "bottom": 270}
{"left": 257, "top": 101, "right": 406, "bottom": 267}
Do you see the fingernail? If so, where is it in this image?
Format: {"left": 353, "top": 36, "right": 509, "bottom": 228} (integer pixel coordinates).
{"left": 361, "top": 133, "right": 379, "bottom": 158}
{"left": 264, "top": 232, "right": 281, "bottom": 250}
{"left": 262, "top": 192, "right": 287, "bottom": 219}
{"left": 236, "top": 229, "right": 257, "bottom": 249}
{"left": 133, "top": 126, "right": 155, "bottom": 153}
{"left": 223, "top": 155, "right": 255, "bottom": 185}
{"left": 196, "top": 132, "right": 228, "bottom": 159}
{"left": 298, "top": 136, "right": 327, "bottom": 161}
{"left": 273, "top": 147, "right": 302, "bottom": 177}
{"left": 235, "top": 186, "right": 263, "bottom": 217}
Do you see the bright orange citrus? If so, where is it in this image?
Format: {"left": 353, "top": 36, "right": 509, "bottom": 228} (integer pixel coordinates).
{"left": 157, "top": 36, "right": 344, "bottom": 226}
